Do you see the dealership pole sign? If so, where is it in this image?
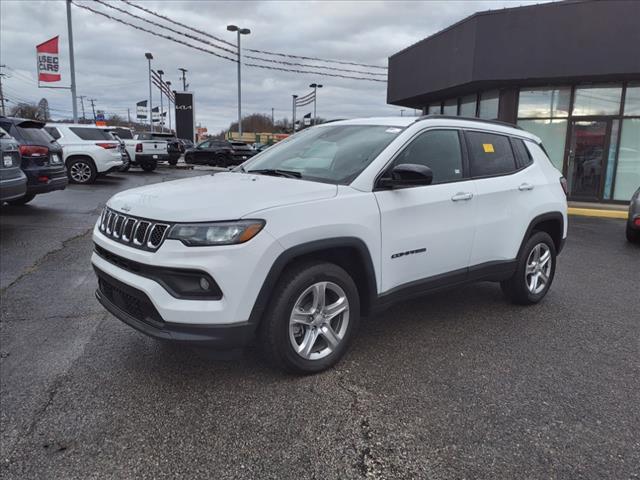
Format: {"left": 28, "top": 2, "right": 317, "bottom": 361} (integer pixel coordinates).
{"left": 36, "top": 36, "right": 70, "bottom": 91}
{"left": 174, "top": 92, "right": 195, "bottom": 142}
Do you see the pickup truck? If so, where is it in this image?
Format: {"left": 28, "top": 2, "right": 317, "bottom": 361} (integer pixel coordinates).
{"left": 136, "top": 132, "right": 184, "bottom": 166}
{"left": 108, "top": 127, "right": 169, "bottom": 172}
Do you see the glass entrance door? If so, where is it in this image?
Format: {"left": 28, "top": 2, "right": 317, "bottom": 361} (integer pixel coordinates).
{"left": 567, "top": 120, "right": 610, "bottom": 200}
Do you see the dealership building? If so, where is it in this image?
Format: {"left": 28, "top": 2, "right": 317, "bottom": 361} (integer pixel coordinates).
{"left": 387, "top": 0, "right": 640, "bottom": 204}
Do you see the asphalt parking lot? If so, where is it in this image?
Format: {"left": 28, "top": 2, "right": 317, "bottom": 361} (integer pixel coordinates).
{"left": 1, "top": 167, "right": 638, "bottom": 480}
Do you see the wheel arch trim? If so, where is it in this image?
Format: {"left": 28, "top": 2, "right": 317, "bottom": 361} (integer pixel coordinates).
{"left": 247, "top": 237, "right": 378, "bottom": 326}
{"left": 518, "top": 211, "right": 565, "bottom": 257}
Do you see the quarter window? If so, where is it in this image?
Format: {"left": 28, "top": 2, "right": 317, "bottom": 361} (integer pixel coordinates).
{"left": 393, "top": 130, "right": 463, "bottom": 184}
{"left": 511, "top": 138, "right": 533, "bottom": 169}
{"left": 466, "top": 131, "right": 517, "bottom": 177}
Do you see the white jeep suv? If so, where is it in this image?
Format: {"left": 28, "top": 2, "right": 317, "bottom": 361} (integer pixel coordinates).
{"left": 45, "top": 124, "right": 124, "bottom": 184}
{"left": 92, "top": 117, "right": 567, "bottom": 373}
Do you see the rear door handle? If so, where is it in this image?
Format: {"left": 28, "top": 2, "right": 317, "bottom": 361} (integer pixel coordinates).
{"left": 518, "top": 183, "right": 535, "bottom": 191}
{"left": 451, "top": 192, "right": 473, "bottom": 202}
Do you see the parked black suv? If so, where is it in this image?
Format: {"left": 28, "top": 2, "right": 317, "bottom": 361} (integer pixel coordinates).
{"left": 184, "top": 140, "right": 255, "bottom": 167}
{"left": 0, "top": 126, "right": 27, "bottom": 203}
{"left": 0, "top": 117, "right": 67, "bottom": 205}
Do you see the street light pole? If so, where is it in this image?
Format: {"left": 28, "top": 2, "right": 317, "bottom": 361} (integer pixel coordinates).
{"left": 178, "top": 68, "right": 188, "bottom": 91}
{"left": 309, "top": 83, "right": 323, "bottom": 125}
{"left": 158, "top": 69, "right": 164, "bottom": 132}
{"left": 66, "top": 0, "right": 78, "bottom": 123}
{"left": 145, "top": 53, "right": 153, "bottom": 132}
{"left": 227, "top": 25, "right": 250, "bottom": 137}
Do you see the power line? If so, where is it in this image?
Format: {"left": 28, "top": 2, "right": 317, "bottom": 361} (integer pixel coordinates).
{"left": 109, "top": 0, "right": 384, "bottom": 78}
{"left": 118, "top": 0, "right": 387, "bottom": 71}
{"left": 94, "top": 0, "right": 237, "bottom": 56}
{"left": 73, "top": 1, "right": 386, "bottom": 83}
{"left": 70, "top": 1, "right": 238, "bottom": 62}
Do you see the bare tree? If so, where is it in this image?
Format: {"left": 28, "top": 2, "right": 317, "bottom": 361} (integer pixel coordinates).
{"left": 37, "top": 98, "right": 50, "bottom": 121}
{"left": 9, "top": 102, "right": 42, "bottom": 120}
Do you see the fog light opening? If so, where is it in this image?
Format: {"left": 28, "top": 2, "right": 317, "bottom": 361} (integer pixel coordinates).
{"left": 199, "top": 277, "right": 211, "bottom": 291}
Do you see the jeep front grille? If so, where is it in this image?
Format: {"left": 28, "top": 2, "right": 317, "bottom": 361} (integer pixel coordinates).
{"left": 98, "top": 207, "right": 170, "bottom": 251}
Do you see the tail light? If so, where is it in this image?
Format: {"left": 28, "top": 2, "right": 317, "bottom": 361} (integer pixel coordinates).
{"left": 135, "top": 143, "right": 143, "bottom": 153}
{"left": 559, "top": 177, "right": 568, "bottom": 196}
{"left": 19, "top": 145, "right": 48, "bottom": 157}
{"left": 95, "top": 142, "right": 118, "bottom": 149}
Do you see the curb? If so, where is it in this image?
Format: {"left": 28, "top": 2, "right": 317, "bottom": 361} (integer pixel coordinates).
{"left": 568, "top": 207, "right": 628, "bottom": 219}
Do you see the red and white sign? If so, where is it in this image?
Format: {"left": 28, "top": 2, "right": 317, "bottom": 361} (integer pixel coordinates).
{"left": 36, "top": 36, "right": 61, "bottom": 83}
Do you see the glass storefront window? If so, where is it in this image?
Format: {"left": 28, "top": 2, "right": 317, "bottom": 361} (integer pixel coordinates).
{"left": 623, "top": 83, "right": 640, "bottom": 116}
{"left": 603, "top": 120, "right": 620, "bottom": 200}
{"left": 459, "top": 94, "right": 476, "bottom": 117}
{"left": 572, "top": 85, "right": 622, "bottom": 116}
{"left": 478, "top": 90, "right": 499, "bottom": 119}
{"left": 518, "top": 87, "right": 571, "bottom": 118}
{"left": 443, "top": 99, "right": 457, "bottom": 116}
{"left": 613, "top": 118, "right": 640, "bottom": 201}
{"left": 428, "top": 103, "right": 441, "bottom": 115}
{"left": 518, "top": 119, "right": 567, "bottom": 171}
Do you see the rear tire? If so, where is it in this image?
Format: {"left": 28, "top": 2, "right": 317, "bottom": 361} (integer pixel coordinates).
{"left": 626, "top": 224, "right": 640, "bottom": 243}
{"left": 6, "top": 193, "right": 36, "bottom": 206}
{"left": 168, "top": 157, "right": 178, "bottom": 166}
{"left": 212, "top": 153, "right": 227, "bottom": 167}
{"left": 501, "top": 231, "right": 557, "bottom": 305}
{"left": 67, "top": 157, "right": 97, "bottom": 184}
{"left": 141, "top": 162, "right": 156, "bottom": 172}
{"left": 259, "top": 261, "right": 360, "bottom": 374}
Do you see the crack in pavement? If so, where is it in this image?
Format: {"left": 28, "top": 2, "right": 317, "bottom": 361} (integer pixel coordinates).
{"left": 0, "top": 227, "right": 94, "bottom": 297}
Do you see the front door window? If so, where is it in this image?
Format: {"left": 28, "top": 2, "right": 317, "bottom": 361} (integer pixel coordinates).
{"left": 567, "top": 120, "right": 609, "bottom": 200}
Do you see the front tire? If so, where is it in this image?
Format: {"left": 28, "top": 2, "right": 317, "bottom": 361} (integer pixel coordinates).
{"left": 259, "top": 261, "right": 360, "bottom": 374}
{"left": 626, "top": 224, "right": 640, "bottom": 243}
{"left": 68, "top": 157, "right": 97, "bottom": 184}
{"left": 501, "top": 231, "right": 557, "bottom": 305}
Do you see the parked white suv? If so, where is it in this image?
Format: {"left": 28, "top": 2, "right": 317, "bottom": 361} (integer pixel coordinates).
{"left": 45, "top": 124, "right": 124, "bottom": 184}
{"left": 92, "top": 117, "right": 568, "bottom": 373}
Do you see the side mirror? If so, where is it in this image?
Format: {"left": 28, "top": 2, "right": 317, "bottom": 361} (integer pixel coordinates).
{"left": 378, "top": 163, "right": 433, "bottom": 189}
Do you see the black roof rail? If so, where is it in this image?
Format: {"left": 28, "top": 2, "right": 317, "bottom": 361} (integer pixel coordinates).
{"left": 414, "top": 115, "right": 522, "bottom": 130}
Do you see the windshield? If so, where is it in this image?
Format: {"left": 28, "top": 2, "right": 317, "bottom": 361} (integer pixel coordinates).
{"left": 244, "top": 125, "right": 402, "bottom": 184}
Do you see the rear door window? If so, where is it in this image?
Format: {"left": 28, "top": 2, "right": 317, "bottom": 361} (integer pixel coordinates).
{"left": 69, "top": 127, "right": 114, "bottom": 141}
{"left": 466, "top": 131, "right": 517, "bottom": 177}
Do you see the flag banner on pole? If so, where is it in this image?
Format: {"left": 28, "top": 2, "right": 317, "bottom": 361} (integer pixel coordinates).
{"left": 136, "top": 100, "right": 147, "bottom": 119}
{"left": 36, "top": 36, "right": 61, "bottom": 83}
{"left": 303, "top": 112, "right": 312, "bottom": 126}
{"left": 152, "top": 106, "right": 160, "bottom": 122}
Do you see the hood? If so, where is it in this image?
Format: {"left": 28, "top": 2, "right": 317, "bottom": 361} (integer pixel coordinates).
{"left": 107, "top": 171, "right": 338, "bottom": 222}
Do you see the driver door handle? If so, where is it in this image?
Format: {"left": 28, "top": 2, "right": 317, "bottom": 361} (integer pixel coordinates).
{"left": 451, "top": 192, "right": 473, "bottom": 202}
{"left": 518, "top": 183, "right": 535, "bottom": 191}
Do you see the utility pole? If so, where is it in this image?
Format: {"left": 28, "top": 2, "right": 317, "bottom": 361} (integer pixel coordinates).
{"left": 145, "top": 53, "right": 153, "bottom": 132}
{"left": 166, "top": 81, "right": 172, "bottom": 131}
{"left": 0, "top": 65, "right": 6, "bottom": 116}
{"left": 89, "top": 98, "right": 96, "bottom": 122}
{"left": 292, "top": 95, "right": 298, "bottom": 134}
{"left": 178, "top": 68, "right": 188, "bottom": 92}
{"left": 309, "top": 83, "right": 323, "bottom": 125}
{"left": 127, "top": 108, "right": 131, "bottom": 125}
{"left": 66, "top": 0, "right": 78, "bottom": 123}
{"left": 78, "top": 95, "right": 86, "bottom": 121}
{"left": 271, "top": 107, "right": 274, "bottom": 126}
{"left": 157, "top": 69, "right": 164, "bottom": 132}
{"left": 227, "top": 25, "right": 250, "bottom": 136}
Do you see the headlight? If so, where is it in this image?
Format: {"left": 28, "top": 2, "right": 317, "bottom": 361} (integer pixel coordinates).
{"left": 167, "top": 220, "right": 265, "bottom": 246}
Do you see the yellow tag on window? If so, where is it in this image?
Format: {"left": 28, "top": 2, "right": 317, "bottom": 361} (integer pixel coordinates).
{"left": 483, "top": 143, "right": 495, "bottom": 153}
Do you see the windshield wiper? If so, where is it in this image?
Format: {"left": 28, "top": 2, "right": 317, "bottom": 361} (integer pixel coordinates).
{"left": 247, "top": 168, "right": 302, "bottom": 179}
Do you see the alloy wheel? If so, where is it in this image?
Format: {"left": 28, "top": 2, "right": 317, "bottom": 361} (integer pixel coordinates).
{"left": 70, "top": 162, "right": 92, "bottom": 183}
{"left": 289, "top": 281, "right": 350, "bottom": 360}
{"left": 525, "top": 243, "right": 552, "bottom": 294}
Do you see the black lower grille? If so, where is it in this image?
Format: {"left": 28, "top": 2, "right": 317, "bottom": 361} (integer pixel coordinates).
{"left": 96, "top": 268, "right": 164, "bottom": 326}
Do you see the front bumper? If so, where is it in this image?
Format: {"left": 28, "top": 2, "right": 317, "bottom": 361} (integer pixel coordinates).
{"left": 94, "top": 266, "right": 256, "bottom": 347}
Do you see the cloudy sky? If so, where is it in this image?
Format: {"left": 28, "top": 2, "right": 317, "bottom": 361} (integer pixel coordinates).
{"left": 1, "top": 0, "right": 542, "bottom": 132}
